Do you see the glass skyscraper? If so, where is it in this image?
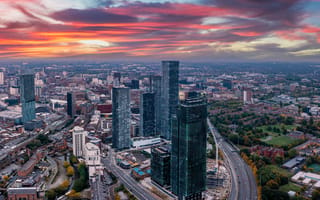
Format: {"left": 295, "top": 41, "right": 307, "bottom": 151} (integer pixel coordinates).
{"left": 20, "top": 74, "right": 36, "bottom": 123}
{"left": 67, "top": 92, "right": 75, "bottom": 118}
{"left": 161, "top": 61, "right": 179, "bottom": 140}
{"left": 171, "top": 94, "right": 207, "bottom": 200}
{"left": 112, "top": 87, "right": 131, "bottom": 150}
{"left": 140, "top": 92, "right": 155, "bottom": 137}
{"left": 151, "top": 75, "right": 162, "bottom": 135}
{"left": 151, "top": 145, "right": 171, "bottom": 187}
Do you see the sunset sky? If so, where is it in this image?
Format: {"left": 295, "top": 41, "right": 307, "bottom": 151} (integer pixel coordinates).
{"left": 0, "top": 0, "right": 319, "bottom": 61}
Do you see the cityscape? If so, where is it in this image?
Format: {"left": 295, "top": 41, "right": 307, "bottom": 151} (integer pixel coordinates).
{"left": 0, "top": 1, "right": 320, "bottom": 200}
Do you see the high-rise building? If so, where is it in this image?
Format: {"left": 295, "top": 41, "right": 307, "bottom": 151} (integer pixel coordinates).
{"left": 20, "top": 74, "right": 36, "bottom": 123}
{"left": 171, "top": 94, "right": 207, "bottom": 200}
{"left": 67, "top": 92, "right": 75, "bottom": 118}
{"left": 131, "top": 79, "right": 139, "bottom": 89}
{"left": 140, "top": 92, "right": 155, "bottom": 137}
{"left": 0, "top": 71, "right": 4, "bottom": 85}
{"left": 222, "top": 79, "right": 233, "bottom": 90}
{"left": 243, "top": 88, "right": 253, "bottom": 104}
{"left": 151, "top": 145, "right": 171, "bottom": 187}
{"left": 151, "top": 75, "right": 161, "bottom": 135}
{"left": 161, "top": 61, "right": 179, "bottom": 140}
{"left": 72, "top": 126, "right": 88, "bottom": 158}
{"left": 113, "top": 72, "right": 121, "bottom": 87}
{"left": 112, "top": 87, "right": 131, "bottom": 150}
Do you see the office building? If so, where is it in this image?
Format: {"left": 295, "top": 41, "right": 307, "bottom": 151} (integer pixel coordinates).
{"left": 151, "top": 145, "right": 171, "bottom": 187}
{"left": 113, "top": 72, "right": 121, "bottom": 87}
{"left": 140, "top": 92, "right": 155, "bottom": 137}
{"left": 151, "top": 75, "right": 161, "bottom": 135}
{"left": 112, "top": 87, "right": 131, "bottom": 150}
{"left": 20, "top": 74, "right": 36, "bottom": 123}
{"left": 243, "top": 88, "right": 253, "bottom": 104}
{"left": 67, "top": 92, "right": 75, "bottom": 118}
{"left": 131, "top": 79, "right": 139, "bottom": 89}
{"left": 222, "top": 79, "right": 233, "bottom": 90}
{"left": 84, "top": 142, "right": 102, "bottom": 177}
{"left": 72, "top": 126, "right": 88, "bottom": 158}
{"left": 161, "top": 61, "right": 179, "bottom": 140}
{"left": 0, "top": 71, "right": 4, "bottom": 85}
{"left": 171, "top": 94, "right": 207, "bottom": 200}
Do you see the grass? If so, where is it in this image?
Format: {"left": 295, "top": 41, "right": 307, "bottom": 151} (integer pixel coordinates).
{"left": 265, "top": 135, "right": 298, "bottom": 147}
{"left": 267, "top": 165, "right": 293, "bottom": 177}
{"left": 308, "top": 164, "right": 320, "bottom": 173}
{"left": 279, "top": 182, "right": 302, "bottom": 193}
{"left": 257, "top": 124, "right": 298, "bottom": 135}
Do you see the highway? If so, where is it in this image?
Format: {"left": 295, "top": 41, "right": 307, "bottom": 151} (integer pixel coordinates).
{"left": 207, "top": 118, "right": 258, "bottom": 200}
{"left": 102, "top": 149, "right": 160, "bottom": 200}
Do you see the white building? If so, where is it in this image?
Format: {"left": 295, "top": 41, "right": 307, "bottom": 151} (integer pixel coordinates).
{"left": 292, "top": 171, "right": 320, "bottom": 188}
{"left": 0, "top": 71, "right": 4, "bottom": 85}
{"left": 131, "top": 137, "right": 161, "bottom": 148}
{"left": 84, "top": 142, "right": 102, "bottom": 177}
{"left": 72, "top": 126, "right": 87, "bottom": 158}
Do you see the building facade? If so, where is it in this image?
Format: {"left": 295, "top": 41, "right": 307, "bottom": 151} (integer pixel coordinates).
{"left": 140, "top": 92, "right": 155, "bottom": 137}
{"left": 72, "top": 126, "right": 88, "bottom": 157}
{"left": 67, "top": 92, "right": 75, "bottom": 118}
{"left": 171, "top": 95, "right": 207, "bottom": 200}
{"left": 151, "top": 75, "right": 162, "bottom": 135}
{"left": 151, "top": 145, "right": 171, "bottom": 187}
{"left": 112, "top": 87, "right": 131, "bottom": 150}
{"left": 20, "top": 74, "right": 36, "bottom": 123}
{"left": 161, "top": 61, "right": 179, "bottom": 140}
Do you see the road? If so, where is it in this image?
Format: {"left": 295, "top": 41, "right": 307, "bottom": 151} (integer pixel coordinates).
{"left": 102, "top": 149, "right": 159, "bottom": 200}
{"left": 207, "top": 118, "right": 258, "bottom": 200}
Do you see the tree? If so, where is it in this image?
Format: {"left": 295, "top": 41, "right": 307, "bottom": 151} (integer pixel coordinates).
{"left": 266, "top": 180, "right": 279, "bottom": 189}
{"left": 312, "top": 189, "right": 320, "bottom": 200}
{"left": 46, "top": 189, "right": 56, "bottom": 200}
{"left": 66, "top": 166, "right": 74, "bottom": 177}
{"left": 63, "top": 161, "right": 70, "bottom": 168}
{"left": 288, "top": 149, "right": 297, "bottom": 159}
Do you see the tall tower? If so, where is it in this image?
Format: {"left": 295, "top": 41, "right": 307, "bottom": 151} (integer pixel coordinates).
{"left": 112, "top": 87, "right": 131, "bottom": 150}
{"left": 171, "top": 94, "right": 207, "bottom": 200}
{"left": 161, "top": 61, "right": 179, "bottom": 140}
{"left": 140, "top": 92, "right": 155, "bottom": 137}
{"left": 67, "top": 92, "right": 75, "bottom": 118}
{"left": 151, "top": 75, "right": 162, "bottom": 135}
{"left": 20, "top": 74, "right": 36, "bottom": 123}
{"left": 0, "top": 71, "right": 4, "bottom": 85}
{"left": 72, "top": 126, "right": 88, "bottom": 158}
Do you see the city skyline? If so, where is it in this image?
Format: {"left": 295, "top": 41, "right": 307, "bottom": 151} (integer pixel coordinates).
{"left": 0, "top": 0, "right": 319, "bottom": 61}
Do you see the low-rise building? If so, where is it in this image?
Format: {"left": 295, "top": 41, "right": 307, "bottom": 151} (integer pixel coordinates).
{"left": 7, "top": 187, "right": 43, "bottom": 200}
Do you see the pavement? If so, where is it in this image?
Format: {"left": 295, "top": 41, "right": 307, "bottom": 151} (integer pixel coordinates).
{"left": 102, "top": 148, "right": 160, "bottom": 200}
{"left": 207, "top": 118, "right": 258, "bottom": 200}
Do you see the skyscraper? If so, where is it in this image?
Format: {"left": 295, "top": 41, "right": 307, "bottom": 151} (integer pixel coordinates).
{"left": 151, "top": 145, "right": 171, "bottom": 187}
{"left": 161, "top": 61, "right": 179, "bottom": 140}
{"left": 67, "top": 92, "right": 75, "bottom": 118}
{"left": 151, "top": 75, "right": 161, "bottom": 135}
{"left": 0, "top": 71, "right": 4, "bottom": 85}
{"left": 112, "top": 87, "right": 131, "bottom": 150}
{"left": 171, "top": 94, "right": 207, "bottom": 200}
{"left": 113, "top": 72, "right": 121, "bottom": 87}
{"left": 20, "top": 74, "right": 36, "bottom": 123}
{"left": 140, "top": 92, "right": 155, "bottom": 137}
{"left": 131, "top": 79, "right": 139, "bottom": 89}
{"left": 72, "top": 126, "right": 88, "bottom": 158}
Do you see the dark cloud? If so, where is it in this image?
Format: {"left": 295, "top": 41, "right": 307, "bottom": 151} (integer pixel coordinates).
{"left": 51, "top": 8, "right": 138, "bottom": 23}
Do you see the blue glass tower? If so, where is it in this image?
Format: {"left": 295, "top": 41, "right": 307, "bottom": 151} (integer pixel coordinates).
{"left": 20, "top": 74, "right": 36, "bottom": 124}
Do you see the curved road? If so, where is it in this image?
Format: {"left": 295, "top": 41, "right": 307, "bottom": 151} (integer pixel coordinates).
{"left": 207, "top": 118, "right": 258, "bottom": 200}
{"left": 102, "top": 149, "right": 160, "bottom": 200}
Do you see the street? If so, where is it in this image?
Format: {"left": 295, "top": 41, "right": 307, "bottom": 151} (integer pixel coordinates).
{"left": 207, "top": 118, "right": 258, "bottom": 200}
